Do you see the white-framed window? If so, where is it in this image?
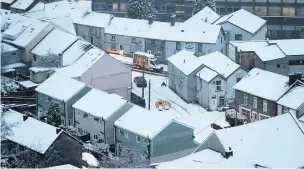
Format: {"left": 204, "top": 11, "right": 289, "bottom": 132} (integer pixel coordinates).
{"left": 111, "top": 43, "right": 116, "bottom": 49}
{"left": 131, "top": 37, "right": 136, "bottom": 43}
{"left": 253, "top": 97, "right": 257, "bottom": 109}
{"left": 251, "top": 112, "right": 258, "bottom": 120}
{"left": 176, "top": 42, "right": 181, "bottom": 50}
{"left": 111, "top": 35, "right": 116, "bottom": 41}
{"left": 263, "top": 100, "right": 267, "bottom": 112}
{"left": 136, "top": 135, "right": 141, "bottom": 143}
{"left": 119, "top": 129, "right": 124, "bottom": 135}
{"left": 216, "top": 80, "right": 221, "bottom": 91}
{"left": 125, "top": 131, "right": 128, "bottom": 138}
{"left": 244, "top": 93, "right": 248, "bottom": 105}
{"left": 235, "top": 34, "right": 243, "bottom": 40}
{"left": 94, "top": 134, "right": 98, "bottom": 140}
{"left": 151, "top": 39, "right": 156, "bottom": 45}
{"left": 198, "top": 43, "right": 202, "bottom": 52}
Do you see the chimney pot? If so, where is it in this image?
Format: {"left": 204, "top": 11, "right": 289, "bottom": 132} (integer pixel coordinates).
{"left": 170, "top": 14, "right": 176, "bottom": 26}
{"left": 183, "top": 59, "right": 185, "bottom": 63}
{"left": 148, "top": 16, "right": 153, "bottom": 25}
{"left": 23, "top": 114, "right": 28, "bottom": 121}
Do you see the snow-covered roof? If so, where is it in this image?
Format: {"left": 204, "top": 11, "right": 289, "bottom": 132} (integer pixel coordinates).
{"left": 72, "top": 88, "right": 127, "bottom": 120}
{"left": 2, "top": 17, "right": 50, "bottom": 48}
{"left": 61, "top": 39, "right": 91, "bottom": 66}
{"left": 2, "top": 62, "right": 27, "bottom": 69}
{"left": 75, "top": 12, "right": 111, "bottom": 28}
{"left": 105, "top": 17, "right": 221, "bottom": 43}
{"left": 277, "top": 85, "right": 304, "bottom": 110}
{"left": 114, "top": 105, "right": 180, "bottom": 138}
{"left": 167, "top": 49, "right": 203, "bottom": 76}
{"left": 196, "top": 67, "right": 218, "bottom": 82}
{"left": 175, "top": 111, "right": 230, "bottom": 144}
{"left": 270, "top": 39, "right": 304, "bottom": 56}
{"left": 254, "top": 44, "right": 286, "bottom": 62}
{"left": 185, "top": 6, "right": 220, "bottom": 25}
{"left": 23, "top": 1, "right": 90, "bottom": 23}
{"left": 156, "top": 149, "right": 252, "bottom": 168}
{"left": 3, "top": 109, "right": 62, "bottom": 154}
{"left": 208, "top": 113, "right": 304, "bottom": 168}
{"left": 46, "top": 164, "right": 78, "bottom": 169}
{"left": 55, "top": 47, "right": 105, "bottom": 78}
{"left": 18, "top": 80, "right": 38, "bottom": 89}
{"left": 29, "top": 66, "right": 54, "bottom": 73}
{"left": 234, "top": 68, "right": 289, "bottom": 101}
{"left": 229, "top": 41, "right": 269, "bottom": 52}
{"left": 31, "top": 28, "right": 78, "bottom": 57}
{"left": 1, "top": 42, "right": 18, "bottom": 52}
{"left": 214, "top": 9, "right": 266, "bottom": 34}
{"left": 198, "top": 51, "right": 241, "bottom": 78}
{"left": 11, "top": 0, "right": 35, "bottom": 10}
{"left": 50, "top": 16, "right": 77, "bottom": 35}
{"left": 35, "top": 71, "right": 87, "bottom": 101}
{"left": 1, "top": 0, "right": 15, "bottom": 4}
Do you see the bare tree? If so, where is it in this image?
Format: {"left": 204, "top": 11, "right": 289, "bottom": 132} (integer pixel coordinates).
{"left": 32, "top": 51, "right": 61, "bottom": 68}
{"left": 46, "top": 102, "right": 62, "bottom": 127}
{"left": 1, "top": 108, "right": 17, "bottom": 138}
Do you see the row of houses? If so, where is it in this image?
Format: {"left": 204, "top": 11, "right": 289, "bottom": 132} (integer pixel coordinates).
{"left": 2, "top": 2, "right": 267, "bottom": 64}
{"left": 228, "top": 39, "right": 304, "bottom": 76}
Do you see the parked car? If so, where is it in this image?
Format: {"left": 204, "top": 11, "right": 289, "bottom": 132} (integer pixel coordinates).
{"left": 134, "top": 76, "right": 147, "bottom": 87}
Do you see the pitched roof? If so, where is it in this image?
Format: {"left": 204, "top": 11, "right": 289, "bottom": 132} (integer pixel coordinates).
{"left": 234, "top": 68, "right": 289, "bottom": 101}
{"left": 72, "top": 89, "right": 127, "bottom": 120}
{"left": 214, "top": 9, "right": 266, "bottom": 34}
{"left": 198, "top": 51, "right": 241, "bottom": 78}
{"left": 35, "top": 71, "right": 87, "bottom": 101}
{"left": 270, "top": 39, "right": 304, "bottom": 56}
{"left": 229, "top": 41, "right": 268, "bottom": 52}
{"left": 277, "top": 84, "right": 304, "bottom": 110}
{"left": 167, "top": 49, "right": 202, "bottom": 76}
{"left": 2, "top": 17, "right": 49, "bottom": 48}
{"left": 61, "top": 39, "right": 91, "bottom": 66}
{"left": 75, "top": 12, "right": 112, "bottom": 28}
{"left": 31, "top": 28, "right": 78, "bottom": 57}
{"left": 3, "top": 110, "right": 62, "bottom": 154}
{"left": 254, "top": 44, "right": 286, "bottom": 62}
{"left": 210, "top": 113, "right": 304, "bottom": 168}
{"left": 114, "top": 105, "right": 181, "bottom": 138}
{"left": 185, "top": 7, "right": 220, "bottom": 25}
{"left": 1, "top": 42, "right": 18, "bottom": 52}
{"left": 196, "top": 67, "right": 218, "bottom": 82}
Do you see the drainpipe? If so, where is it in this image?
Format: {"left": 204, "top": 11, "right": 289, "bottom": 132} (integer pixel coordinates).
{"left": 102, "top": 117, "right": 106, "bottom": 144}
{"left": 63, "top": 101, "right": 66, "bottom": 125}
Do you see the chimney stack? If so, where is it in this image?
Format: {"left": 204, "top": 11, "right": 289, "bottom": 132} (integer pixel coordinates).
{"left": 211, "top": 123, "right": 222, "bottom": 130}
{"left": 289, "top": 72, "right": 302, "bottom": 85}
{"left": 225, "top": 147, "right": 233, "bottom": 159}
{"left": 23, "top": 114, "right": 28, "bottom": 121}
{"left": 148, "top": 16, "right": 153, "bottom": 25}
{"left": 170, "top": 14, "right": 176, "bottom": 26}
{"left": 183, "top": 59, "right": 185, "bottom": 63}
{"left": 56, "top": 128, "right": 61, "bottom": 134}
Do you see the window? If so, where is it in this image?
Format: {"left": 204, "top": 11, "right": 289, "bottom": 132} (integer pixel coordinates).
{"left": 112, "top": 3, "right": 118, "bottom": 11}
{"left": 263, "top": 100, "right": 267, "bottom": 112}
{"left": 221, "top": 37, "right": 223, "bottom": 43}
{"left": 244, "top": 93, "right": 248, "bottom": 105}
{"left": 33, "top": 54, "right": 37, "bottom": 61}
{"left": 219, "top": 96, "right": 225, "bottom": 106}
{"left": 216, "top": 80, "right": 221, "bottom": 91}
{"left": 198, "top": 43, "right": 202, "bottom": 52}
{"left": 111, "top": 35, "right": 116, "bottom": 41}
{"left": 132, "top": 37, "right": 136, "bottom": 43}
{"left": 216, "top": 7, "right": 226, "bottom": 14}
{"left": 111, "top": 43, "right": 116, "bottom": 49}
{"left": 297, "top": 7, "right": 304, "bottom": 16}
{"left": 253, "top": 97, "right": 257, "bottom": 109}
{"left": 283, "top": 7, "right": 295, "bottom": 16}
{"left": 286, "top": 30, "right": 292, "bottom": 38}
{"left": 12, "top": 52, "right": 16, "bottom": 56}
{"left": 94, "top": 117, "right": 99, "bottom": 123}
{"left": 119, "top": 44, "right": 123, "bottom": 50}
{"left": 119, "top": 129, "right": 124, "bottom": 135}
{"left": 83, "top": 113, "right": 88, "bottom": 119}
{"left": 251, "top": 112, "right": 258, "bottom": 120}
{"left": 94, "top": 134, "right": 98, "bottom": 140}
{"left": 120, "top": 3, "right": 126, "bottom": 11}
{"left": 90, "top": 36, "right": 93, "bottom": 44}
{"left": 125, "top": 131, "right": 128, "bottom": 138}
{"left": 176, "top": 42, "right": 181, "bottom": 50}
{"left": 47, "top": 97, "right": 51, "bottom": 101}
{"left": 254, "top": 6, "right": 267, "bottom": 16}
{"left": 136, "top": 135, "right": 141, "bottom": 143}
{"left": 235, "top": 34, "right": 242, "bottom": 40}
{"left": 237, "top": 78, "right": 242, "bottom": 83}
{"left": 269, "top": 7, "right": 281, "bottom": 16}
{"left": 152, "top": 39, "right": 155, "bottom": 45}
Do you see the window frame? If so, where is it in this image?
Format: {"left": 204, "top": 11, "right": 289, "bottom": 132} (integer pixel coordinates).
{"left": 111, "top": 35, "right": 116, "bottom": 41}
{"left": 235, "top": 34, "right": 243, "bottom": 40}
{"left": 216, "top": 80, "right": 222, "bottom": 91}
{"left": 253, "top": 97, "right": 257, "bottom": 109}
{"left": 136, "top": 135, "right": 141, "bottom": 143}
{"left": 244, "top": 93, "right": 248, "bottom": 105}
{"left": 263, "top": 100, "right": 267, "bottom": 112}
{"left": 198, "top": 43, "right": 202, "bottom": 52}
{"left": 124, "top": 131, "right": 128, "bottom": 138}
{"left": 176, "top": 42, "right": 181, "bottom": 50}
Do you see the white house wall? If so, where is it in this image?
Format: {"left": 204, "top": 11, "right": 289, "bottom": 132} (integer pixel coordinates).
{"left": 74, "top": 108, "right": 105, "bottom": 144}
{"left": 228, "top": 43, "right": 237, "bottom": 61}
{"left": 75, "top": 24, "right": 104, "bottom": 49}
{"left": 196, "top": 77, "right": 210, "bottom": 109}
{"left": 221, "top": 22, "right": 253, "bottom": 41}
{"left": 208, "top": 76, "right": 226, "bottom": 110}
{"left": 104, "top": 34, "right": 145, "bottom": 54}
{"left": 252, "top": 25, "right": 266, "bottom": 40}
{"left": 80, "top": 54, "right": 132, "bottom": 100}
{"left": 226, "top": 68, "right": 248, "bottom": 103}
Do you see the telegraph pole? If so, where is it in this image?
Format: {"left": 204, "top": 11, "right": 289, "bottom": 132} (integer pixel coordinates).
{"left": 148, "top": 79, "right": 151, "bottom": 110}
{"left": 142, "top": 66, "right": 145, "bottom": 99}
